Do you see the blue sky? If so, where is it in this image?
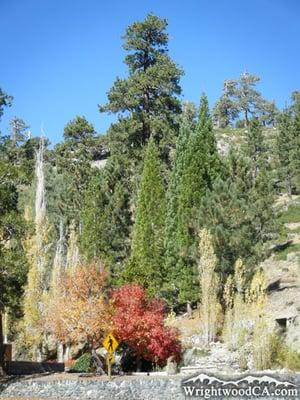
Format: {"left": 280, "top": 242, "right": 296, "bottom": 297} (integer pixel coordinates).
{"left": 0, "top": 0, "right": 300, "bottom": 143}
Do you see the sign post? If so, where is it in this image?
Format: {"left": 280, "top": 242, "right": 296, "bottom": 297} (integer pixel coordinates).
{"left": 103, "top": 333, "right": 119, "bottom": 380}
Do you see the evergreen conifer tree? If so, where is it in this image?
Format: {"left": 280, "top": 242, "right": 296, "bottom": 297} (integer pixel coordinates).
{"left": 164, "top": 94, "right": 221, "bottom": 306}
{"left": 276, "top": 110, "right": 295, "bottom": 200}
{"left": 123, "top": 138, "right": 165, "bottom": 296}
{"left": 80, "top": 155, "right": 131, "bottom": 278}
{"left": 100, "top": 14, "right": 183, "bottom": 167}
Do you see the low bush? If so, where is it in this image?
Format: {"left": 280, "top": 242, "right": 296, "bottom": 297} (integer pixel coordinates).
{"left": 70, "top": 353, "right": 93, "bottom": 373}
{"left": 278, "top": 204, "right": 300, "bottom": 224}
{"left": 279, "top": 346, "right": 300, "bottom": 371}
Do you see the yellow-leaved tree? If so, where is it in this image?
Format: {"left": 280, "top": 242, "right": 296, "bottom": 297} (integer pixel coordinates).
{"left": 22, "top": 137, "right": 52, "bottom": 361}
{"left": 198, "top": 228, "right": 222, "bottom": 344}
{"left": 246, "top": 269, "right": 274, "bottom": 370}
{"left": 43, "top": 261, "right": 111, "bottom": 356}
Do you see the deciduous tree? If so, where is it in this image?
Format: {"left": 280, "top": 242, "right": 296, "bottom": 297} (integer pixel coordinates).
{"left": 198, "top": 229, "right": 222, "bottom": 344}
{"left": 44, "top": 262, "right": 111, "bottom": 351}
{"left": 111, "top": 284, "right": 181, "bottom": 367}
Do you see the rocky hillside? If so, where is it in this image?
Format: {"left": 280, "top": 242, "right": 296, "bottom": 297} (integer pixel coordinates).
{"left": 263, "top": 197, "right": 300, "bottom": 351}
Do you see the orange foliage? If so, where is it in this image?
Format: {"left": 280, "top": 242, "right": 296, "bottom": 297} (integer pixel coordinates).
{"left": 44, "top": 262, "right": 111, "bottom": 349}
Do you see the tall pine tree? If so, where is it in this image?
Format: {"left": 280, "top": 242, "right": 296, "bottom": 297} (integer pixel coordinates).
{"left": 123, "top": 138, "right": 165, "bottom": 296}
{"left": 100, "top": 13, "right": 183, "bottom": 167}
{"left": 81, "top": 14, "right": 183, "bottom": 276}
{"left": 164, "top": 94, "right": 221, "bottom": 306}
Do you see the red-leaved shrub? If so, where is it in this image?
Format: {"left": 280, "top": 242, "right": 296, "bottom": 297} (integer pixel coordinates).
{"left": 111, "top": 284, "right": 181, "bottom": 366}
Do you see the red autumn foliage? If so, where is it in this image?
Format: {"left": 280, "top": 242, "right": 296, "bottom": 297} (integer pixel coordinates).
{"left": 111, "top": 284, "right": 181, "bottom": 366}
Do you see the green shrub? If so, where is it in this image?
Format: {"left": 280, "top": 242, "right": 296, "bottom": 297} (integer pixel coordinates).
{"left": 192, "top": 348, "right": 210, "bottom": 357}
{"left": 70, "top": 353, "right": 93, "bottom": 373}
{"left": 278, "top": 204, "right": 300, "bottom": 224}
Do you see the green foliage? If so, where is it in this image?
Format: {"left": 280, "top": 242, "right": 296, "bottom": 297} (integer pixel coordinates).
{"left": 80, "top": 156, "right": 131, "bottom": 277}
{"left": 192, "top": 347, "right": 210, "bottom": 357}
{"left": 0, "top": 88, "right": 13, "bottom": 122}
{"left": 10, "top": 117, "right": 29, "bottom": 145}
{"left": 274, "top": 243, "right": 300, "bottom": 261}
{"left": 278, "top": 204, "right": 300, "bottom": 224}
{"left": 213, "top": 72, "right": 277, "bottom": 127}
{"left": 82, "top": 13, "right": 184, "bottom": 285}
{"left": 53, "top": 116, "right": 101, "bottom": 225}
{"left": 164, "top": 95, "right": 221, "bottom": 305}
{"left": 70, "top": 353, "right": 93, "bottom": 373}
{"left": 276, "top": 110, "right": 297, "bottom": 198}
{"left": 100, "top": 13, "right": 183, "bottom": 167}
{"left": 213, "top": 83, "right": 239, "bottom": 128}
{"left": 123, "top": 138, "right": 165, "bottom": 296}
{"left": 2, "top": 15, "right": 299, "bottom": 366}
{"left": 199, "top": 120, "right": 277, "bottom": 281}
{"left": 0, "top": 156, "right": 28, "bottom": 316}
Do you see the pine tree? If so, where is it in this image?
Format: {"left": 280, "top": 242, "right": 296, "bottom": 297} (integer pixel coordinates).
{"left": 163, "top": 115, "right": 193, "bottom": 303}
{"left": 213, "top": 72, "right": 276, "bottom": 127}
{"left": 290, "top": 92, "right": 300, "bottom": 193}
{"left": 164, "top": 94, "right": 221, "bottom": 306}
{"left": 213, "top": 80, "right": 239, "bottom": 128}
{"left": 100, "top": 13, "right": 183, "bottom": 167}
{"left": 245, "top": 119, "right": 277, "bottom": 248}
{"left": 80, "top": 155, "right": 131, "bottom": 278}
{"left": 276, "top": 109, "right": 295, "bottom": 200}
{"left": 199, "top": 133, "right": 276, "bottom": 283}
{"left": 123, "top": 138, "right": 165, "bottom": 296}
{"left": 81, "top": 15, "right": 182, "bottom": 279}
{"left": 0, "top": 88, "right": 13, "bottom": 121}
{"left": 54, "top": 116, "right": 100, "bottom": 225}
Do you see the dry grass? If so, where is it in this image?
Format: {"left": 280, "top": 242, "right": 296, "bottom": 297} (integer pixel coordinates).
{"left": 166, "top": 310, "right": 201, "bottom": 344}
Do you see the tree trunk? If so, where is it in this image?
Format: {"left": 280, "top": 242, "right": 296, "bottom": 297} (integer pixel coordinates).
{"left": 63, "top": 344, "right": 71, "bottom": 362}
{"left": 91, "top": 349, "right": 105, "bottom": 375}
{"left": 36, "top": 346, "right": 42, "bottom": 362}
{"left": 244, "top": 109, "right": 249, "bottom": 127}
{"left": 3, "top": 311, "right": 7, "bottom": 344}
{"left": 136, "top": 354, "right": 142, "bottom": 372}
{"left": 57, "top": 342, "right": 64, "bottom": 363}
{"left": 186, "top": 302, "right": 192, "bottom": 319}
{"left": 0, "top": 313, "right": 4, "bottom": 375}
{"left": 286, "top": 173, "right": 293, "bottom": 202}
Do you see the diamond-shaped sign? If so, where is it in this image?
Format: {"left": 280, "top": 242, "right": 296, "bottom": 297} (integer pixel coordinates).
{"left": 103, "top": 333, "right": 119, "bottom": 353}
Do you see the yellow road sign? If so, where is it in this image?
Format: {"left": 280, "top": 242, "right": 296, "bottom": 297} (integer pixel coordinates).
{"left": 106, "top": 353, "right": 115, "bottom": 365}
{"left": 103, "top": 333, "right": 119, "bottom": 353}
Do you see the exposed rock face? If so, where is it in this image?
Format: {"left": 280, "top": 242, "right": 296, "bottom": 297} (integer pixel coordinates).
{"left": 262, "top": 255, "right": 300, "bottom": 350}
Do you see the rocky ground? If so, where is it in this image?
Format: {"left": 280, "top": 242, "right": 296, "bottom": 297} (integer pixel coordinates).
{"left": 0, "top": 371, "right": 299, "bottom": 400}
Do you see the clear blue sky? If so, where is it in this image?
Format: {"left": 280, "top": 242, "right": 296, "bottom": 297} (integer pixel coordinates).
{"left": 1, "top": 0, "right": 300, "bottom": 143}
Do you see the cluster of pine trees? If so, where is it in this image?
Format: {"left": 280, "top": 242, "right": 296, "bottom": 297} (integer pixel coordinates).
{"left": 1, "top": 14, "right": 300, "bottom": 362}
